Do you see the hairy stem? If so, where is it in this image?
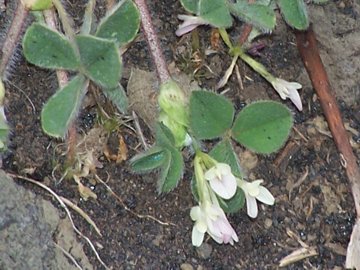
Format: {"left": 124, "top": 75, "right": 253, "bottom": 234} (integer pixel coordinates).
{"left": 133, "top": 0, "right": 170, "bottom": 84}
{"left": 0, "top": 2, "right": 29, "bottom": 79}
{"left": 44, "top": 8, "right": 76, "bottom": 167}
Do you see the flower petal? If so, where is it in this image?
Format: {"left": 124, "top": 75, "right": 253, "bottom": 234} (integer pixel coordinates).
{"left": 176, "top": 24, "right": 199, "bottom": 36}
{"left": 192, "top": 226, "right": 205, "bottom": 247}
{"left": 246, "top": 180, "right": 262, "bottom": 197}
{"left": 256, "top": 186, "right": 275, "bottom": 205}
{"left": 190, "top": 206, "right": 201, "bottom": 221}
{"left": 245, "top": 193, "right": 258, "bottom": 218}
{"left": 209, "top": 173, "right": 237, "bottom": 199}
{"left": 288, "top": 87, "right": 303, "bottom": 111}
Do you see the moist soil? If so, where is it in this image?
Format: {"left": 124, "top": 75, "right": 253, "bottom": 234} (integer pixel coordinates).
{"left": 1, "top": 1, "right": 360, "bottom": 269}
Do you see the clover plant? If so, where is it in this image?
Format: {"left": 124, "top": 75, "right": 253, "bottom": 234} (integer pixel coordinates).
{"left": 128, "top": 0, "right": 301, "bottom": 246}
{"left": 131, "top": 80, "right": 293, "bottom": 245}
{"left": 175, "top": 0, "right": 328, "bottom": 112}
{"left": 22, "top": 0, "right": 140, "bottom": 138}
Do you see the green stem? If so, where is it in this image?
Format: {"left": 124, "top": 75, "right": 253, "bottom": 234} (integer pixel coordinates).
{"left": 194, "top": 155, "right": 211, "bottom": 203}
{"left": 52, "top": 0, "right": 75, "bottom": 41}
{"left": 238, "top": 52, "right": 275, "bottom": 83}
{"left": 218, "top": 28, "right": 233, "bottom": 50}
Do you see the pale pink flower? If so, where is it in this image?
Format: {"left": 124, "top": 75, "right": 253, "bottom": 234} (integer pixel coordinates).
{"left": 204, "top": 163, "right": 237, "bottom": 200}
{"left": 176, "top": 15, "right": 208, "bottom": 36}
{"left": 190, "top": 202, "right": 239, "bottom": 246}
{"left": 238, "top": 179, "right": 275, "bottom": 218}
{"left": 271, "top": 78, "right": 303, "bottom": 111}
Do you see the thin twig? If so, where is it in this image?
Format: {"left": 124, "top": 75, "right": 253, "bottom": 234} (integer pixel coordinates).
{"left": 132, "top": 111, "right": 149, "bottom": 150}
{"left": 54, "top": 242, "right": 83, "bottom": 270}
{"left": 7, "top": 173, "right": 110, "bottom": 270}
{"left": 133, "top": 0, "right": 170, "bottom": 84}
{"left": 60, "top": 196, "right": 102, "bottom": 237}
{"left": 6, "top": 80, "right": 36, "bottom": 113}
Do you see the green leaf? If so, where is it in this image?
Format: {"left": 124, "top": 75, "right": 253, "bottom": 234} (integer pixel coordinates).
{"left": 218, "top": 188, "right": 245, "bottom": 213}
{"left": 210, "top": 139, "right": 243, "bottom": 177}
{"left": 180, "top": 0, "right": 199, "bottom": 13}
{"left": 130, "top": 146, "right": 166, "bottom": 173}
{"left": 41, "top": 75, "right": 87, "bottom": 138}
{"left": 76, "top": 35, "right": 122, "bottom": 89}
{"left": 190, "top": 90, "right": 234, "bottom": 139}
{"left": 229, "top": 2, "right": 276, "bottom": 32}
{"left": 155, "top": 122, "right": 176, "bottom": 147}
{"left": 277, "top": 0, "right": 309, "bottom": 30}
{"left": 158, "top": 148, "right": 184, "bottom": 193}
{"left": 102, "top": 84, "right": 128, "bottom": 113}
{"left": 23, "top": 23, "right": 79, "bottom": 70}
{"left": 231, "top": 101, "right": 293, "bottom": 154}
{"left": 96, "top": 0, "right": 140, "bottom": 47}
{"left": 199, "top": 0, "right": 232, "bottom": 28}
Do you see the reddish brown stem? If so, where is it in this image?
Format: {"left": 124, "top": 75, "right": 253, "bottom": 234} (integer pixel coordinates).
{"left": 295, "top": 26, "right": 360, "bottom": 217}
{"left": 237, "top": 0, "right": 255, "bottom": 46}
{"left": 0, "top": 2, "right": 29, "bottom": 78}
{"left": 44, "top": 9, "right": 76, "bottom": 167}
{"left": 133, "top": 0, "right": 170, "bottom": 84}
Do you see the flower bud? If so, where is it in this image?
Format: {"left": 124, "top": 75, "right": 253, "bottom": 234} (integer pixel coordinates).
{"left": 158, "top": 80, "right": 189, "bottom": 127}
{"left": 21, "top": 0, "right": 52, "bottom": 11}
{"left": 158, "top": 111, "right": 189, "bottom": 148}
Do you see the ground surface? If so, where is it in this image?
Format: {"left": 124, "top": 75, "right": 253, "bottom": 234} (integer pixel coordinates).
{"left": 0, "top": 0, "right": 359, "bottom": 269}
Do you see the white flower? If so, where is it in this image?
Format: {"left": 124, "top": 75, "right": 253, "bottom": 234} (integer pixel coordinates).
{"left": 176, "top": 15, "right": 208, "bottom": 36}
{"left": 204, "top": 163, "right": 237, "bottom": 200}
{"left": 271, "top": 78, "right": 303, "bottom": 111}
{"left": 238, "top": 179, "right": 275, "bottom": 218}
{"left": 190, "top": 202, "right": 239, "bottom": 246}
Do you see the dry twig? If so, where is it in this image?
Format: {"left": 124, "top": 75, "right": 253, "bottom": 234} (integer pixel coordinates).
{"left": 295, "top": 26, "right": 360, "bottom": 269}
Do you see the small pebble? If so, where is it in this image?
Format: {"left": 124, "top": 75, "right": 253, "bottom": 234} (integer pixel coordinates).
{"left": 196, "top": 243, "right": 212, "bottom": 259}
{"left": 180, "top": 263, "right": 194, "bottom": 270}
{"left": 264, "top": 218, "right": 273, "bottom": 229}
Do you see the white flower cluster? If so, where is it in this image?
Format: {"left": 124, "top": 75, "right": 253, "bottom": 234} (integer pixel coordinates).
{"left": 191, "top": 157, "right": 275, "bottom": 247}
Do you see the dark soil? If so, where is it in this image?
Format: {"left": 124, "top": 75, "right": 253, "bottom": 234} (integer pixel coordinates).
{"left": 1, "top": 1, "right": 359, "bottom": 269}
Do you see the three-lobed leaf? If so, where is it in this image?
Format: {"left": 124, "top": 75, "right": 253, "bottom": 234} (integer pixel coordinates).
{"left": 131, "top": 146, "right": 166, "bottom": 173}
{"left": 76, "top": 35, "right": 122, "bottom": 89}
{"left": 179, "top": 0, "right": 199, "bottom": 13}
{"left": 155, "top": 122, "right": 176, "bottom": 148}
{"left": 41, "top": 75, "right": 87, "bottom": 138}
{"left": 277, "top": 0, "right": 309, "bottom": 30}
{"left": 96, "top": 0, "right": 140, "bottom": 47}
{"left": 190, "top": 90, "right": 234, "bottom": 140}
{"left": 102, "top": 84, "right": 128, "bottom": 113}
{"left": 23, "top": 23, "right": 79, "bottom": 70}
{"left": 231, "top": 101, "right": 293, "bottom": 154}
{"left": 158, "top": 147, "right": 184, "bottom": 193}
{"left": 199, "top": 0, "right": 232, "bottom": 28}
{"left": 229, "top": 2, "right": 276, "bottom": 32}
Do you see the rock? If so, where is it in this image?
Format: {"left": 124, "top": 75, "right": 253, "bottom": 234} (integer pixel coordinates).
{"left": 196, "top": 243, "right": 212, "bottom": 259}
{"left": 0, "top": 170, "right": 93, "bottom": 270}
{"left": 180, "top": 263, "right": 194, "bottom": 270}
